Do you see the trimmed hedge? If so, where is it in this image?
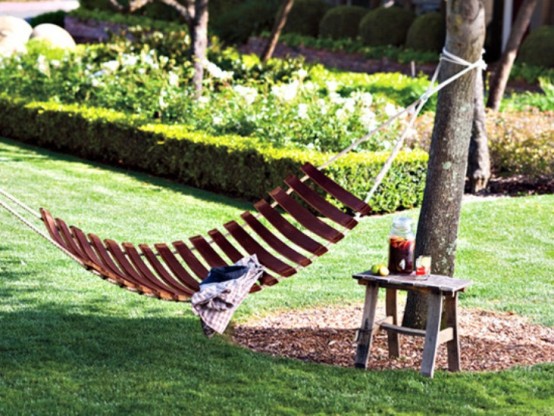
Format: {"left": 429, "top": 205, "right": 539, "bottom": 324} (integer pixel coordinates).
{"left": 359, "top": 6, "right": 415, "bottom": 47}
{"left": 0, "top": 95, "right": 428, "bottom": 213}
{"left": 284, "top": 0, "right": 330, "bottom": 37}
{"left": 406, "top": 12, "right": 445, "bottom": 53}
{"left": 319, "top": 6, "right": 368, "bottom": 40}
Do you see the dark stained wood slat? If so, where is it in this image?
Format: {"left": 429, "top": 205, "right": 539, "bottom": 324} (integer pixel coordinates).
{"left": 208, "top": 229, "right": 244, "bottom": 263}
{"left": 284, "top": 175, "right": 358, "bottom": 229}
{"left": 269, "top": 187, "right": 344, "bottom": 243}
{"left": 105, "top": 240, "right": 175, "bottom": 301}
{"left": 137, "top": 243, "right": 192, "bottom": 300}
{"left": 88, "top": 233, "right": 155, "bottom": 296}
{"left": 70, "top": 226, "right": 139, "bottom": 290}
{"left": 241, "top": 211, "right": 311, "bottom": 267}
{"left": 254, "top": 199, "right": 328, "bottom": 256}
{"left": 40, "top": 209, "right": 65, "bottom": 247}
{"left": 300, "top": 162, "right": 372, "bottom": 216}
{"left": 54, "top": 218, "right": 91, "bottom": 265}
{"left": 224, "top": 220, "right": 296, "bottom": 277}
{"left": 154, "top": 243, "right": 201, "bottom": 292}
{"left": 190, "top": 235, "right": 228, "bottom": 269}
{"left": 173, "top": 240, "right": 209, "bottom": 280}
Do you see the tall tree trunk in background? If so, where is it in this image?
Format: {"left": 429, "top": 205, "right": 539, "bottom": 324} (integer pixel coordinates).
{"left": 261, "top": 0, "right": 295, "bottom": 63}
{"left": 402, "top": 0, "right": 486, "bottom": 329}
{"left": 467, "top": 73, "right": 491, "bottom": 193}
{"left": 486, "top": 0, "right": 538, "bottom": 111}
{"left": 190, "top": 0, "right": 209, "bottom": 98}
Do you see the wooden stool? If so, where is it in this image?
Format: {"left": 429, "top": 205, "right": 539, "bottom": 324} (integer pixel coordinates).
{"left": 353, "top": 272, "right": 472, "bottom": 378}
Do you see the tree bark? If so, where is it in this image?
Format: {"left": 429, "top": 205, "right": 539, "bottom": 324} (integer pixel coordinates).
{"left": 467, "top": 72, "right": 491, "bottom": 193}
{"left": 486, "top": 0, "right": 538, "bottom": 111}
{"left": 261, "top": 0, "right": 295, "bottom": 63}
{"left": 191, "top": 0, "right": 209, "bottom": 98}
{"left": 402, "top": 0, "right": 486, "bottom": 329}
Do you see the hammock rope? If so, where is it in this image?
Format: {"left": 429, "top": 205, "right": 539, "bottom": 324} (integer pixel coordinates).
{"left": 0, "top": 49, "right": 486, "bottom": 290}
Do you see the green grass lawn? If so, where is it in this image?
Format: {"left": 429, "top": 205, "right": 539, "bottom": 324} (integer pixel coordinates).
{"left": 0, "top": 137, "right": 553, "bottom": 415}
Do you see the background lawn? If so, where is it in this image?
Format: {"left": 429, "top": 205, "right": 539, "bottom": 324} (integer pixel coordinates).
{"left": 0, "top": 137, "right": 552, "bottom": 415}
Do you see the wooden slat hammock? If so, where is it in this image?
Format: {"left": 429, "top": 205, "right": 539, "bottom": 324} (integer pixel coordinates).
{"left": 0, "top": 49, "right": 486, "bottom": 302}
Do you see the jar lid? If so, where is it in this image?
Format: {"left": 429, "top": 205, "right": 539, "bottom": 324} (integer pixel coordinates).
{"left": 392, "top": 217, "right": 413, "bottom": 232}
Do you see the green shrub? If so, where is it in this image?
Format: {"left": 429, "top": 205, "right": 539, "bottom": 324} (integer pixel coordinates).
{"left": 284, "top": 0, "right": 330, "bottom": 37}
{"left": 319, "top": 6, "right": 368, "bottom": 40}
{"left": 29, "top": 10, "right": 67, "bottom": 28}
{"left": 405, "top": 12, "right": 445, "bottom": 52}
{"left": 212, "top": 0, "right": 280, "bottom": 44}
{"left": 359, "top": 6, "right": 415, "bottom": 47}
{"left": 0, "top": 94, "right": 428, "bottom": 212}
{"left": 518, "top": 25, "right": 554, "bottom": 68}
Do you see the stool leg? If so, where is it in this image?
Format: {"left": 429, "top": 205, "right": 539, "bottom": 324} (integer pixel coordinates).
{"left": 355, "top": 283, "right": 379, "bottom": 369}
{"left": 385, "top": 288, "right": 400, "bottom": 358}
{"left": 444, "top": 294, "right": 460, "bottom": 372}
{"left": 420, "top": 292, "right": 443, "bottom": 378}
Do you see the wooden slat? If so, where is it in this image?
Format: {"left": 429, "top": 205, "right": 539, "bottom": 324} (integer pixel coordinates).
{"left": 241, "top": 211, "right": 311, "bottom": 267}
{"left": 173, "top": 240, "right": 209, "bottom": 280}
{"left": 40, "top": 209, "right": 65, "bottom": 246}
{"left": 269, "top": 187, "right": 344, "bottom": 243}
{"left": 154, "top": 243, "right": 201, "bottom": 292}
{"left": 138, "top": 243, "right": 192, "bottom": 300}
{"left": 189, "top": 235, "right": 227, "bottom": 268}
{"left": 105, "top": 240, "right": 175, "bottom": 301}
{"left": 54, "top": 218, "right": 92, "bottom": 268}
{"left": 88, "top": 233, "right": 154, "bottom": 296}
{"left": 284, "top": 175, "right": 358, "bottom": 229}
{"left": 208, "top": 229, "right": 244, "bottom": 263}
{"left": 71, "top": 226, "right": 139, "bottom": 290}
{"left": 224, "top": 220, "right": 296, "bottom": 277}
{"left": 254, "top": 199, "right": 327, "bottom": 256}
{"left": 300, "top": 163, "right": 372, "bottom": 216}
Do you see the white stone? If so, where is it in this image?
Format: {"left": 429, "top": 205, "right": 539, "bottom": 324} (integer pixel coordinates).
{"left": 0, "top": 16, "right": 32, "bottom": 56}
{"left": 31, "top": 23, "right": 76, "bottom": 49}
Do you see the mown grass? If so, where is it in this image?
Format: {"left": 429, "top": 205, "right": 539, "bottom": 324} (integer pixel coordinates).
{"left": 0, "top": 137, "right": 553, "bottom": 415}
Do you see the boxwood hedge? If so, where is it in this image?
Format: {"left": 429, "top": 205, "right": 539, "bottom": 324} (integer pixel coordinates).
{"left": 0, "top": 95, "right": 428, "bottom": 213}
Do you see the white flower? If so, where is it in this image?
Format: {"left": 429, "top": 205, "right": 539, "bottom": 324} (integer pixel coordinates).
{"left": 297, "top": 103, "right": 309, "bottom": 119}
{"left": 168, "top": 71, "right": 179, "bottom": 87}
{"left": 204, "top": 60, "right": 233, "bottom": 81}
{"left": 212, "top": 115, "right": 223, "bottom": 125}
{"left": 271, "top": 80, "right": 299, "bottom": 102}
{"left": 50, "top": 59, "right": 61, "bottom": 68}
{"left": 121, "top": 53, "right": 139, "bottom": 67}
{"left": 295, "top": 68, "right": 308, "bottom": 80}
{"left": 233, "top": 85, "right": 258, "bottom": 105}
{"left": 326, "top": 80, "right": 339, "bottom": 93}
{"left": 318, "top": 99, "right": 328, "bottom": 115}
{"left": 360, "top": 108, "right": 377, "bottom": 130}
{"left": 358, "top": 92, "right": 373, "bottom": 107}
{"left": 384, "top": 103, "right": 399, "bottom": 117}
{"left": 198, "top": 95, "right": 210, "bottom": 105}
{"left": 36, "top": 54, "right": 49, "bottom": 76}
{"left": 343, "top": 97, "right": 356, "bottom": 113}
{"left": 101, "top": 60, "right": 119, "bottom": 73}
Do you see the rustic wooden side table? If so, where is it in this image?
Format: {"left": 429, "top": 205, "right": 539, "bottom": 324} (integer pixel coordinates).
{"left": 353, "top": 272, "right": 472, "bottom": 378}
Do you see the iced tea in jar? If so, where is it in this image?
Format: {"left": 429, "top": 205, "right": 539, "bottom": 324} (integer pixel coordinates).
{"left": 388, "top": 217, "right": 415, "bottom": 274}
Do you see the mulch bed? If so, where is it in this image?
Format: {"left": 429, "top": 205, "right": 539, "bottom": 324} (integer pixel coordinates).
{"left": 233, "top": 305, "right": 554, "bottom": 372}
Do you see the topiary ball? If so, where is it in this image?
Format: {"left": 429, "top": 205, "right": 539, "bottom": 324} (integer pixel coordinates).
{"left": 319, "top": 6, "right": 369, "bottom": 40}
{"left": 517, "top": 26, "right": 554, "bottom": 68}
{"left": 405, "top": 12, "right": 445, "bottom": 52}
{"left": 359, "top": 6, "right": 415, "bottom": 47}
{"left": 284, "top": 0, "right": 330, "bottom": 37}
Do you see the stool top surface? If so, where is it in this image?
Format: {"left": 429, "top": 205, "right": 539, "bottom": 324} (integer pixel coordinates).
{"left": 353, "top": 272, "right": 472, "bottom": 293}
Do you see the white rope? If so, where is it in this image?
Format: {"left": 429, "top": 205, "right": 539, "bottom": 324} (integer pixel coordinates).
{"left": 0, "top": 197, "right": 84, "bottom": 266}
{"left": 0, "top": 188, "right": 41, "bottom": 219}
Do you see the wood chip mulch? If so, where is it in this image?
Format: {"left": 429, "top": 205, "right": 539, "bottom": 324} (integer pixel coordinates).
{"left": 232, "top": 306, "right": 554, "bottom": 372}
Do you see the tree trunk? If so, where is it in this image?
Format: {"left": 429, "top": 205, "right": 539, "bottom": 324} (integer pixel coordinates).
{"left": 261, "top": 0, "right": 295, "bottom": 63}
{"left": 467, "top": 72, "right": 491, "bottom": 193}
{"left": 402, "top": 0, "right": 486, "bottom": 329}
{"left": 486, "top": 0, "right": 538, "bottom": 111}
{"left": 191, "top": 0, "right": 209, "bottom": 99}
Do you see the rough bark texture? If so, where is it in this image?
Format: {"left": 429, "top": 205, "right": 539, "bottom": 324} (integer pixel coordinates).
{"left": 191, "top": 0, "right": 209, "bottom": 98}
{"left": 486, "top": 0, "right": 538, "bottom": 111}
{"left": 402, "top": 0, "right": 486, "bottom": 329}
{"left": 262, "top": 0, "right": 295, "bottom": 63}
{"left": 467, "top": 72, "right": 491, "bottom": 193}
